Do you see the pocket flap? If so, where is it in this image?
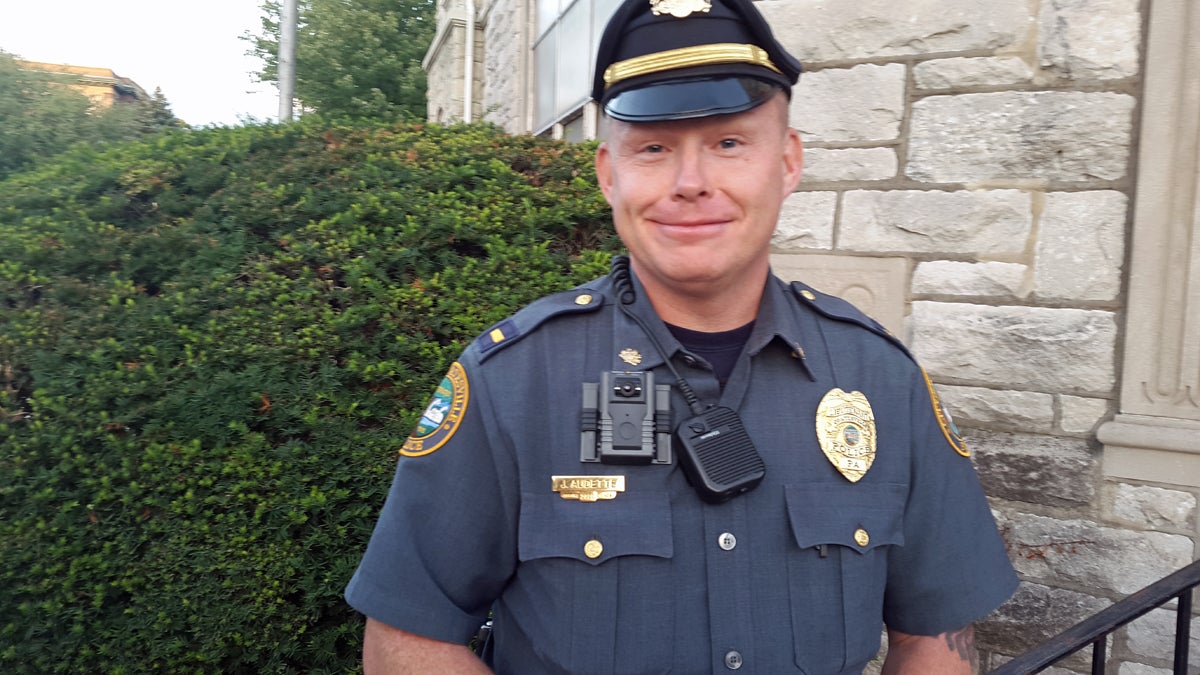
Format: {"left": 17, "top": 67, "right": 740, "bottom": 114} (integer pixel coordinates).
{"left": 784, "top": 482, "right": 907, "bottom": 554}
{"left": 519, "top": 490, "right": 673, "bottom": 566}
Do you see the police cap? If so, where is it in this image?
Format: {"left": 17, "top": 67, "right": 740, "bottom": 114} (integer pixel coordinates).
{"left": 592, "top": 0, "right": 802, "bottom": 122}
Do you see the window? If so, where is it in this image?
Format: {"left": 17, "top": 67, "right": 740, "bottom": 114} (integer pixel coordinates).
{"left": 533, "top": 0, "right": 622, "bottom": 134}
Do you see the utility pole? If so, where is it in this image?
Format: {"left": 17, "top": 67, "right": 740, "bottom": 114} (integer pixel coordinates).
{"left": 278, "top": 0, "right": 298, "bottom": 121}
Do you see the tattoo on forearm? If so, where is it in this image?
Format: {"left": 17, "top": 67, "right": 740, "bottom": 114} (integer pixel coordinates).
{"left": 943, "top": 626, "right": 979, "bottom": 673}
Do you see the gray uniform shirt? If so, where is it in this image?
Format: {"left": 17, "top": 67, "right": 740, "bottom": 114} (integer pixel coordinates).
{"left": 345, "top": 270, "right": 1017, "bottom": 674}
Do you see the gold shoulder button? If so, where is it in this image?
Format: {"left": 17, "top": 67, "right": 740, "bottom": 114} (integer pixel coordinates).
{"left": 575, "top": 294, "right": 593, "bottom": 305}
{"left": 800, "top": 289, "right": 816, "bottom": 301}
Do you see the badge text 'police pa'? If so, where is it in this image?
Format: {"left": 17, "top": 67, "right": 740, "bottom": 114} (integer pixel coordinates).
{"left": 815, "top": 388, "right": 877, "bottom": 482}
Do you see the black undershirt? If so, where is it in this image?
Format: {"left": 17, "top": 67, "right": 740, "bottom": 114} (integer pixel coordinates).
{"left": 665, "top": 320, "right": 755, "bottom": 388}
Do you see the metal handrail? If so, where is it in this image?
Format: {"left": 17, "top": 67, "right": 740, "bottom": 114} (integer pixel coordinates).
{"left": 990, "top": 559, "right": 1200, "bottom": 674}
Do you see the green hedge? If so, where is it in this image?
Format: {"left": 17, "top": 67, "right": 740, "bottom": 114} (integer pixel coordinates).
{"left": 0, "top": 120, "right": 618, "bottom": 672}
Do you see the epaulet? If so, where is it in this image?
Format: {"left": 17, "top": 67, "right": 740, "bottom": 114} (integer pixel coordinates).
{"left": 789, "top": 280, "right": 915, "bottom": 364}
{"left": 792, "top": 281, "right": 971, "bottom": 458}
{"left": 475, "top": 288, "right": 607, "bottom": 362}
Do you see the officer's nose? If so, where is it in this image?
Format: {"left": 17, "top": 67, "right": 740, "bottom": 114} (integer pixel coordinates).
{"left": 672, "top": 146, "right": 710, "bottom": 201}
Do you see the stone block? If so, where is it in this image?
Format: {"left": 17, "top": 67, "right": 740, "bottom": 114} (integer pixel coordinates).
{"left": 773, "top": 191, "right": 835, "bottom": 249}
{"left": 1038, "top": 0, "right": 1141, "bottom": 81}
{"left": 912, "top": 261, "right": 1028, "bottom": 298}
{"left": 979, "top": 581, "right": 1110, "bottom": 669}
{"left": 863, "top": 630, "right": 886, "bottom": 675}
{"left": 914, "top": 56, "right": 1034, "bottom": 89}
{"left": 1060, "top": 395, "right": 1109, "bottom": 434}
{"left": 910, "top": 302, "right": 1117, "bottom": 392}
{"left": 996, "top": 511, "right": 1194, "bottom": 595}
{"left": 758, "top": 0, "right": 1029, "bottom": 62}
{"left": 1035, "top": 191, "right": 1127, "bottom": 302}
{"left": 770, "top": 253, "right": 908, "bottom": 339}
{"left": 1118, "top": 663, "right": 1173, "bottom": 675}
{"left": 970, "top": 430, "right": 1095, "bottom": 506}
{"left": 908, "top": 92, "right": 1135, "bottom": 183}
{"left": 802, "top": 148, "right": 897, "bottom": 183}
{"left": 1108, "top": 483, "right": 1196, "bottom": 530}
{"left": 791, "top": 64, "right": 906, "bottom": 142}
{"left": 840, "top": 190, "right": 1031, "bottom": 254}
{"left": 939, "top": 386, "right": 1054, "bottom": 430}
{"left": 990, "top": 652, "right": 1093, "bottom": 673}
{"left": 1124, "top": 608, "right": 1200, "bottom": 665}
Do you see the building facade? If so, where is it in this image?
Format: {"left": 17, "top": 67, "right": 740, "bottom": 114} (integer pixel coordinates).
{"left": 17, "top": 61, "right": 147, "bottom": 110}
{"left": 424, "top": 0, "right": 1200, "bottom": 670}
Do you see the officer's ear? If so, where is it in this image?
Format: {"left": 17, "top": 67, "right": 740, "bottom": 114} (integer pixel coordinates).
{"left": 595, "top": 139, "right": 615, "bottom": 205}
{"left": 781, "top": 126, "right": 803, "bottom": 198}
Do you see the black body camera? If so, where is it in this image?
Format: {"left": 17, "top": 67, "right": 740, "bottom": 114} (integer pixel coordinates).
{"left": 580, "top": 371, "right": 672, "bottom": 465}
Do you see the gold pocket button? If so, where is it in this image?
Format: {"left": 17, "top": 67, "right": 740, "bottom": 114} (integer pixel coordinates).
{"left": 853, "top": 528, "right": 869, "bottom": 547}
{"left": 584, "top": 539, "right": 604, "bottom": 559}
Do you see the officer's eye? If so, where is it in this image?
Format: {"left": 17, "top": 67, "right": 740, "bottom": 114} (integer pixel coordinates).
{"left": 718, "top": 138, "right": 740, "bottom": 149}
{"left": 642, "top": 144, "right": 665, "bottom": 153}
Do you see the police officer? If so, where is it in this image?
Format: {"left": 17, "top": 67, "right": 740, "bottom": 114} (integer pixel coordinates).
{"left": 345, "top": 0, "right": 1017, "bottom": 671}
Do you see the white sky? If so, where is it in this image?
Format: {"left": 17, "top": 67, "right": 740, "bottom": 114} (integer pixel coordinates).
{"left": 0, "top": 0, "right": 280, "bottom": 126}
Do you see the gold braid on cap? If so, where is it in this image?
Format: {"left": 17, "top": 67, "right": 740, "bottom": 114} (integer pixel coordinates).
{"left": 603, "top": 42, "right": 781, "bottom": 89}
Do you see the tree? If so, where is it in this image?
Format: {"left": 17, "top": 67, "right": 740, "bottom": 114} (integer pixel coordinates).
{"left": 0, "top": 52, "right": 185, "bottom": 178}
{"left": 246, "top": 0, "right": 435, "bottom": 121}
{"left": 92, "top": 87, "right": 187, "bottom": 138}
{"left": 0, "top": 51, "right": 94, "bottom": 176}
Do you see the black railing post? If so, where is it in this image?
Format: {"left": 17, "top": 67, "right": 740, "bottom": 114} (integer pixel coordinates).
{"left": 1091, "top": 636, "right": 1105, "bottom": 675}
{"left": 1174, "top": 589, "right": 1191, "bottom": 674}
{"left": 989, "top": 560, "right": 1200, "bottom": 674}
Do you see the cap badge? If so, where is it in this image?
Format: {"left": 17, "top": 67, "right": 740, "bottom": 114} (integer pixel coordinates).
{"left": 650, "top": 0, "right": 711, "bottom": 18}
{"left": 815, "top": 388, "right": 877, "bottom": 482}
{"left": 619, "top": 348, "right": 643, "bottom": 366}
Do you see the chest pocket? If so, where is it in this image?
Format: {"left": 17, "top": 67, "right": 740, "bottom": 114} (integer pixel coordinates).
{"left": 513, "top": 490, "right": 674, "bottom": 675}
{"left": 784, "top": 482, "right": 907, "bottom": 675}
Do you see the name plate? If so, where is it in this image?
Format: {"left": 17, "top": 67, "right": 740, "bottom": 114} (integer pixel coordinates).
{"left": 552, "top": 475, "right": 626, "bottom": 502}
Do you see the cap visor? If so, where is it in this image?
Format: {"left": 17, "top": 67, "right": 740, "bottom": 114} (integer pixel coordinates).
{"left": 603, "top": 76, "right": 779, "bottom": 122}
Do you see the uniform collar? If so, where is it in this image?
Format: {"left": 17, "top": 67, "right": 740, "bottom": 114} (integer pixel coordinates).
{"left": 749, "top": 276, "right": 810, "bottom": 358}
{"left": 606, "top": 270, "right": 677, "bottom": 372}
{"left": 604, "top": 268, "right": 814, "bottom": 381}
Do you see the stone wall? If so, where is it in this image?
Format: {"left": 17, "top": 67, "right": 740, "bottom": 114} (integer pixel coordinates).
{"left": 479, "top": 0, "right": 527, "bottom": 132}
{"left": 432, "top": 0, "right": 1200, "bottom": 670}
{"left": 757, "top": 0, "right": 1199, "bottom": 671}
{"left": 423, "top": 0, "right": 488, "bottom": 124}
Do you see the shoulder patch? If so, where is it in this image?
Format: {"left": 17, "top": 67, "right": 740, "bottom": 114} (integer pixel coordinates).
{"left": 789, "top": 281, "right": 914, "bottom": 363}
{"left": 401, "top": 361, "right": 470, "bottom": 457}
{"left": 922, "top": 368, "right": 970, "bottom": 457}
{"left": 475, "top": 289, "right": 606, "bottom": 362}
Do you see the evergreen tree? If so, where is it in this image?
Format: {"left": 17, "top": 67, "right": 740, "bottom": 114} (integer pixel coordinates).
{"left": 0, "top": 52, "right": 185, "bottom": 178}
{"left": 246, "top": 0, "right": 435, "bottom": 121}
{"left": 0, "top": 51, "right": 93, "bottom": 176}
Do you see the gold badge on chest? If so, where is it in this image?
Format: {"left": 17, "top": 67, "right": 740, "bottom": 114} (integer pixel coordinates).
{"left": 815, "top": 388, "right": 877, "bottom": 482}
